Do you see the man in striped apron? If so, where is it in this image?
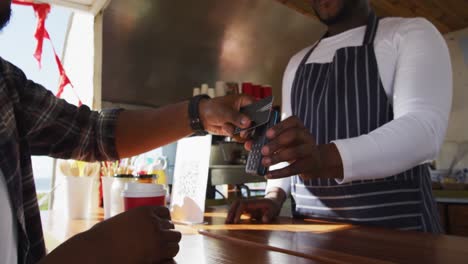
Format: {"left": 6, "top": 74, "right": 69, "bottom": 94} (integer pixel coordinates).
{"left": 227, "top": 0, "right": 452, "bottom": 233}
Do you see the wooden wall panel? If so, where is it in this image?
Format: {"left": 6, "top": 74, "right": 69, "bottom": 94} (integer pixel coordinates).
{"left": 277, "top": 0, "right": 468, "bottom": 33}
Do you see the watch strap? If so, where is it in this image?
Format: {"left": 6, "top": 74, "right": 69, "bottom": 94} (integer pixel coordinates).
{"left": 188, "top": 95, "right": 210, "bottom": 136}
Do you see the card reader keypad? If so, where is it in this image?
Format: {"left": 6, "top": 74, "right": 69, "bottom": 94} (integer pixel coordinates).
{"left": 245, "top": 110, "right": 279, "bottom": 176}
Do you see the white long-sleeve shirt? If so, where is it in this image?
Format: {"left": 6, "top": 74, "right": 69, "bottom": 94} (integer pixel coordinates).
{"left": 267, "top": 17, "right": 452, "bottom": 194}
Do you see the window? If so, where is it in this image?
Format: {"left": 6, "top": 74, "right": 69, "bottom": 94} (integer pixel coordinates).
{"left": 0, "top": 4, "right": 72, "bottom": 207}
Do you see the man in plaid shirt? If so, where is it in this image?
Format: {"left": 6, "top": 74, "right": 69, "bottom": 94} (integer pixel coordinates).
{"left": 0, "top": 1, "right": 253, "bottom": 263}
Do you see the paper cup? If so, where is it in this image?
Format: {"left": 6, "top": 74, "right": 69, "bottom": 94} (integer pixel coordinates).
{"left": 101, "top": 176, "right": 114, "bottom": 219}
{"left": 201, "top": 84, "right": 209, "bottom": 95}
{"left": 207, "top": 88, "right": 215, "bottom": 98}
{"left": 215, "top": 81, "right": 226, "bottom": 97}
{"left": 122, "top": 183, "right": 166, "bottom": 211}
{"left": 64, "top": 176, "right": 94, "bottom": 219}
{"left": 193, "top": 87, "right": 201, "bottom": 96}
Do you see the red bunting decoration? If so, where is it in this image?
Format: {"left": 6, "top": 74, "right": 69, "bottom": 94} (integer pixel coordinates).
{"left": 12, "top": 0, "right": 82, "bottom": 106}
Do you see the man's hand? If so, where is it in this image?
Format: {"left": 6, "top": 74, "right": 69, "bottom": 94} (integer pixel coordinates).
{"left": 199, "top": 94, "right": 254, "bottom": 136}
{"left": 244, "top": 116, "right": 320, "bottom": 180}
{"left": 116, "top": 94, "right": 254, "bottom": 158}
{"left": 91, "top": 206, "right": 181, "bottom": 263}
{"left": 225, "top": 188, "right": 286, "bottom": 224}
{"left": 244, "top": 116, "right": 344, "bottom": 180}
{"left": 42, "top": 206, "right": 181, "bottom": 264}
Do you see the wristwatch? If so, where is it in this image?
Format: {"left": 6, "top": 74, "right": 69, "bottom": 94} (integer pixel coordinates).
{"left": 188, "top": 95, "right": 210, "bottom": 136}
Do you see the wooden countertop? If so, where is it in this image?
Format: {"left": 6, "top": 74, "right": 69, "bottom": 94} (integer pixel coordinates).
{"left": 41, "top": 209, "right": 313, "bottom": 263}
{"left": 167, "top": 234, "right": 317, "bottom": 264}
{"left": 41, "top": 207, "right": 468, "bottom": 263}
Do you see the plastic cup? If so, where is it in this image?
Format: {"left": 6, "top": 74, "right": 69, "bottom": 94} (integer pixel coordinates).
{"left": 262, "top": 86, "right": 272, "bottom": 98}
{"left": 207, "top": 88, "right": 216, "bottom": 98}
{"left": 253, "top": 85, "right": 262, "bottom": 100}
{"left": 122, "top": 183, "right": 166, "bottom": 211}
{"left": 241, "top": 82, "right": 253, "bottom": 96}
{"left": 64, "top": 176, "right": 95, "bottom": 219}
{"left": 215, "top": 81, "right": 226, "bottom": 97}
{"left": 101, "top": 176, "right": 114, "bottom": 219}
{"left": 201, "top": 84, "right": 209, "bottom": 95}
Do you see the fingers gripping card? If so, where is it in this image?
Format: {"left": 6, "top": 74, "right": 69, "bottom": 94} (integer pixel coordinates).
{"left": 234, "top": 96, "right": 274, "bottom": 134}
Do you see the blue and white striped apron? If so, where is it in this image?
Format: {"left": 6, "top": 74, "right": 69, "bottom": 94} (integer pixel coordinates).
{"left": 290, "top": 12, "right": 442, "bottom": 233}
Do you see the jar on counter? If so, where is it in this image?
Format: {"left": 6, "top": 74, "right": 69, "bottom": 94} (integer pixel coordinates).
{"left": 136, "top": 174, "right": 158, "bottom": 184}
{"left": 110, "top": 174, "right": 136, "bottom": 217}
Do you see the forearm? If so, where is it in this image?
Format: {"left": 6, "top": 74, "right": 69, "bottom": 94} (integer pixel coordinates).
{"left": 39, "top": 231, "right": 104, "bottom": 264}
{"left": 332, "top": 113, "right": 445, "bottom": 183}
{"left": 115, "top": 101, "right": 192, "bottom": 158}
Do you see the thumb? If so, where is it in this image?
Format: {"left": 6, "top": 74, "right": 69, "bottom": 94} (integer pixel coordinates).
{"left": 228, "top": 94, "right": 254, "bottom": 128}
{"left": 236, "top": 94, "right": 255, "bottom": 108}
{"left": 223, "top": 108, "right": 251, "bottom": 129}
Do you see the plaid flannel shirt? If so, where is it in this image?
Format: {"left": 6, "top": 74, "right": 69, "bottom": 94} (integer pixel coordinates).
{"left": 0, "top": 57, "right": 121, "bottom": 263}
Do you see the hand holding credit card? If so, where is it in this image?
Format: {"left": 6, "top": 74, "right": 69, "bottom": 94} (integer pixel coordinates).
{"left": 233, "top": 96, "right": 274, "bottom": 134}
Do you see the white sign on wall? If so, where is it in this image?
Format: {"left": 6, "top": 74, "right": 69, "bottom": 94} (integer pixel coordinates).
{"left": 170, "top": 135, "right": 212, "bottom": 224}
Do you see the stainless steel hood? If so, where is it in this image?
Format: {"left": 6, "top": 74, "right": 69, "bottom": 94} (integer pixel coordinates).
{"left": 102, "top": 0, "right": 325, "bottom": 107}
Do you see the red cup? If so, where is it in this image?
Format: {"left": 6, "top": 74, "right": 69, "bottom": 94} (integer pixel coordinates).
{"left": 241, "top": 82, "right": 253, "bottom": 96}
{"left": 262, "top": 86, "right": 272, "bottom": 98}
{"left": 122, "top": 183, "right": 166, "bottom": 211}
{"left": 253, "top": 85, "right": 262, "bottom": 100}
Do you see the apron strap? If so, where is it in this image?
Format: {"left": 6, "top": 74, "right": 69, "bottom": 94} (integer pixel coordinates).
{"left": 290, "top": 31, "right": 327, "bottom": 102}
{"left": 298, "top": 11, "right": 380, "bottom": 70}
{"left": 298, "top": 32, "right": 328, "bottom": 68}
{"left": 362, "top": 11, "right": 380, "bottom": 45}
{"left": 291, "top": 11, "right": 380, "bottom": 113}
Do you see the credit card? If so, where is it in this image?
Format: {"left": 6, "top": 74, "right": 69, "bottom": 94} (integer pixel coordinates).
{"left": 234, "top": 96, "right": 273, "bottom": 134}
